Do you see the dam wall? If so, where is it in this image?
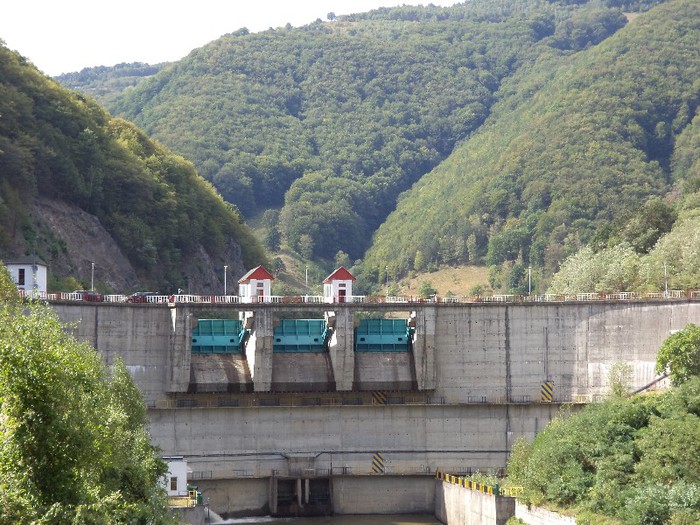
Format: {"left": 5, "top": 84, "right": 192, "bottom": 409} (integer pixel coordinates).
{"left": 53, "top": 300, "right": 697, "bottom": 405}
{"left": 51, "top": 299, "right": 700, "bottom": 516}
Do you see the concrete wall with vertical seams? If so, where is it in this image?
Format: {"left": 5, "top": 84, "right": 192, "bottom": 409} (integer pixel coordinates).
{"left": 51, "top": 299, "right": 700, "bottom": 516}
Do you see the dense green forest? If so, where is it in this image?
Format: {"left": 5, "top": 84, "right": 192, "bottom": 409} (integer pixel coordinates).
{"left": 362, "top": 0, "right": 700, "bottom": 291}
{"left": 549, "top": 109, "right": 700, "bottom": 294}
{"left": 507, "top": 325, "right": 700, "bottom": 524}
{"left": 0, "top": 267, "right": 176, "bottom": 523}
{"left": 0, "top": 43, "right": 266, "bottom": 291}
{"left": 56, "top": 62, "right": 167, "bottom": 108}
{"left": 76, "top": 0, "right": 666, "bottom": 275}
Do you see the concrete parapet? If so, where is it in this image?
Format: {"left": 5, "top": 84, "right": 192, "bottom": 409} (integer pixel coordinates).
{"left": 435, "top": 479, "right": 514, "bottom": 525}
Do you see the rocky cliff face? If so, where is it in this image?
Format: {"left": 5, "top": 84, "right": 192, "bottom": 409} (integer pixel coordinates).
{"left": 2, "top": 197, "right": 247, "bottom": 295}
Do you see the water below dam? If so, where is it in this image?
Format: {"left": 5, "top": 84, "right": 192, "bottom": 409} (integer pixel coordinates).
{"left": 209, "top": 514, "right": 441, "bottom": 525}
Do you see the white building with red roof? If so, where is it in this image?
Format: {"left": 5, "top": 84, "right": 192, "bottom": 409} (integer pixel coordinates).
{"left": 323, "top": 266, "right": 356, "bottom": 303}
{"left": 238, "top": 265, "right": 274, "bottom": 303}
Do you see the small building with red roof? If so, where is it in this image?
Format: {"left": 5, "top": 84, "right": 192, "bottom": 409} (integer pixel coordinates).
{"left": 323, "top": 266, "right": 356, "bottom": 303}
{"left": 238, "top": 265, "right": 274, "bottom": 303}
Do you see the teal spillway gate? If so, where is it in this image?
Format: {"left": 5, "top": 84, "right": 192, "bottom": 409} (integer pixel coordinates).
{"left": 191, "top": 319, "right": 248, "bottom": 354}
{"left": 355, "top": 319, "right": 413, "bottom": 352}
{"left": 273, "top": 319, "right": 330, "bottom": 353}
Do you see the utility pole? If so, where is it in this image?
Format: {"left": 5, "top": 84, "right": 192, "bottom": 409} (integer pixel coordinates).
{"left": 224, "top": 265, "right": 228, "bottom": 295}
{"left": 528, "top": 266, "right": 532, "bottom": 295}
{"left": 663, "top": 262, "right": 668, "bottom": 298}
{"left": 386, "top": 265, "right": 389, "bottom": 296}
{"left": 91, "top": 262, "right": 95, "bottom": 291}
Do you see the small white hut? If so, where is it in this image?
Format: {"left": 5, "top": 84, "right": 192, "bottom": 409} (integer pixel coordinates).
{"left": 5, "top": 257, "right": 48, "bottom": 299}
{"left": 162, "top": 456, "right": 189, "bottom": 497}
{"left": 323, "top": 266, "right": 356, "bottom": 303}
{"left": 238, "top": 265, "right": 274, "bottom": 303}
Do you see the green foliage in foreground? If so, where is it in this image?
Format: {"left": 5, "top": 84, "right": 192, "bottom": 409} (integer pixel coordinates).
{"left": 656, "top": 324, "right": 700, "bottom": 387}
{"left": 507, "top": 380, "right": 700, "bottom": 524}
{"left": 0, "top": 266, "right": 176, "bottom": 524}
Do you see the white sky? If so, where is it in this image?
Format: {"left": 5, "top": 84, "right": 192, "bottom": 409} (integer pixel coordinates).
{"left": 0, "top": 1, "right": 453, "bottom": 77}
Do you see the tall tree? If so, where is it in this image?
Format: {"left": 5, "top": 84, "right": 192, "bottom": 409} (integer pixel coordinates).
{"left": 0, "top": 265, "right": 175, "bottom": 523}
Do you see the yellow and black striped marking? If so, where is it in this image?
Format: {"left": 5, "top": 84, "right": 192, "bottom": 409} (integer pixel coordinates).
{"left": 371, "top": 452, "right": 385, "bottom": 474}
{"left": 540, "top": 380, "right": 554, "bottom": 402}
{"left": 372, "top": 391, "right": 387, "bottom": 405}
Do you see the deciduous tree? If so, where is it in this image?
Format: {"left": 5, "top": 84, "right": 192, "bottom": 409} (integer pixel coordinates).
{"left": 656, "top": 323, "right": 700, "bottom": 386}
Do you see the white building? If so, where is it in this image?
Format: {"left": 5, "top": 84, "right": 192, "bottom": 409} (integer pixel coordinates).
{"left": 5, "top": 257, "right": 48, "bottom": 299}
{"left": 162, "top": 456, "right": 189, "bottom": 497}
{"left": 323, "top": 266, "right": 356, "bottom": 303}
{"left": 238, "top": 265, "right": 274, "bottom": 303}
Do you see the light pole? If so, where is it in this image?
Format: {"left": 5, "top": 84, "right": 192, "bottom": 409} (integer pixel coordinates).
{"left": 663, "top": 262, "right": 668, "bottom": 297}
{"left": 91, "top": 262, "right": 95, "bottom": 291}
{"left": 528, "top": 266, "right": 532, "bottom": 296}
{"left": 385, "top": 265, "right": 389, "bottom": 296}
{"left": 224, "top": 265, "right": 228, "bottom": 295}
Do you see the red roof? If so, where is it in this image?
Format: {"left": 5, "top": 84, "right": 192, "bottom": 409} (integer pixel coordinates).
{"left": 238, "top": 265, "right": 275, "bottom": 283}
{"left": 323, "top": 266, "right": 356, "bottom": 284}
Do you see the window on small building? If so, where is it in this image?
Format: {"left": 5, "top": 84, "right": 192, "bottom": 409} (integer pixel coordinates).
{"left": 18, "top": 269, "right": 25, "bottom": 286}
{"left": 170, "top": 476, "right": 178, "bottom": 491}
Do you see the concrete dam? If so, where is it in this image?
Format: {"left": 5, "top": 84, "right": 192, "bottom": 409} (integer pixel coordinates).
{"left": 52, "top": 299, "right": 699, "bottom": 517}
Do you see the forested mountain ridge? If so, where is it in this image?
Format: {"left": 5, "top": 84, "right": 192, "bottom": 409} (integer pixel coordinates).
{"left": 56, "top": 62, "right": 168, "bottom": 109}
{"left": 362, "top": 0, "right": 700, "bottom": 290}
{"left": 67, "top": 0, "right": 656, "bottom": 270}
{"left": 0, "top": 43, "right": 266, "bottom": 293}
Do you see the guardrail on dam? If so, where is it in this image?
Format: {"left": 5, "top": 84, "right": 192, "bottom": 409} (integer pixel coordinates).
{"left": 51, "top": 299, "right": 699, "bottom": 516}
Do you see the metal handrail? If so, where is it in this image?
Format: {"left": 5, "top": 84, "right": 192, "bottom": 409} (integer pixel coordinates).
{"left": 47, "top": 289, "right": 700, "bottom": 305}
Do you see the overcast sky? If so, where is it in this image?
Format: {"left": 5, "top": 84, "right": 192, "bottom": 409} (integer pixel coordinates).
{"left": 1, "top": 1, "right": 454, "bottom": 77}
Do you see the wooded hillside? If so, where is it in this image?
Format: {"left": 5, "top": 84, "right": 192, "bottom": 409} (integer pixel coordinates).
{"left": 71, "top": 0, "right": 662, "bottom": 273}
{"left": 0, "top": 43, "right": 266, "bottom": 292}
{"left": 362, "top": 0, "right": 700, "bottom": 290}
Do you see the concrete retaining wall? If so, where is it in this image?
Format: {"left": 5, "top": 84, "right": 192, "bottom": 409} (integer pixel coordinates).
{"left": 147, "top": 403, "right": 560, "bottom": 479}
{"left": 432, "top": 302, "right": 696, "bottom": 403}
{"left": 194, "top": 478, "right": 269, "bottom": 517}
{"left": 55, "top": 303, "right": 191, "bottom": 404}
{"left": 169, "top": 505, "right": 206, "bottom": 525}
{"left": 333, "top": 476, "right": 434, "bottom": 514}
{"left": 435, "top": 480, "right": 514, "bottom": 525}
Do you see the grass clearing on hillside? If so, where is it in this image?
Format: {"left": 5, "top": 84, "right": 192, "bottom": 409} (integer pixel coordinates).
{"left": 396, "top": 266, "right": 492, "bottom": 297}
